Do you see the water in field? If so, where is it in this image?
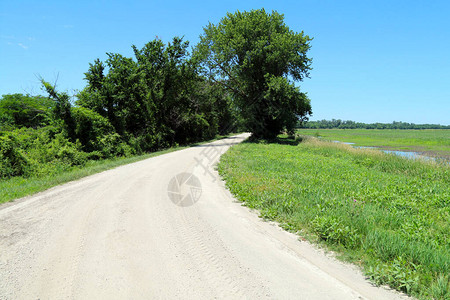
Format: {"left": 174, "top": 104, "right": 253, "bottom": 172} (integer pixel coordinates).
{"left": 329, "top": 139, "right": 446, "bottom": 162}
{"left": 383, "top": 149, "right": 422, "bottom": 159}
{"left": 332, "top": 141, "right": 355, "bottom": 145}
{"left": 355, "top": 146, "right": 436, "bottom": 161}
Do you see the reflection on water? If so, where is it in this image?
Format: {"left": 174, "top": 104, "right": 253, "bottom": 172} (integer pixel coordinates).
{"left": 383, "top": 150, "right": 422, "bottom": 159}
{"left": 355, "top": 146, "right": 438, "bottom": 162}
{"left": 332, "top": 141, "right": 355, "bottom": 145}
{"left": 324, "top": 138, "right": 448, "bottom": 163}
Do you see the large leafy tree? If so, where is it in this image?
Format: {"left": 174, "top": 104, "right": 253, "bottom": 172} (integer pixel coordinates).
{"left": 196, "top": 9, "right": 313, "bottom": 138}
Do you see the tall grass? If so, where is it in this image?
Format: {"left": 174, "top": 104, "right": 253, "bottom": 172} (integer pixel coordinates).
{"left": 218, "top": 136, "right": 450, "bottom": 299}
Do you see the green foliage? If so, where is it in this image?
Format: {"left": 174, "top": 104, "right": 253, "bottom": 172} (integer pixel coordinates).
{"left": 218, "top": 137, "right": 449, "bottom": 298}
{"left": 79, "top": 37, "right": 235, "bottom": 149}
{"left": 41, "top": 80, "right": 76, "bottom": 140}
{"left": 263, "top": 75, "right": 311, "bottom": 136}
{"left": 2, "top": 10, "right": 315, "bottom": 199}
{"left": 132, "top": 37, "right": 206, "bottom": 144}
{"left": 366, "top": 258, "right": 420, "bottom": 294}
{"left": 71, "top": 106, "right": 116, "bottom": 153}
{"left": 0, "top": 133, "right": 28, "bottom": 178}
{"left": 0, "top": 126, "right": 88, "bottom": 179}
{"left": 196, "top": 8, "right": 312, "bottom": 139}
{"left": 311, "top": 215, "right": 360, "bottom": 248}
{"left": 0, "top": 93, "right": 54, "bottom": 128}
{"left": 97, "top": 132, "right": 134, "bottom": 157}
{"left": 0, "top": 37, "right": 240, "bottom": 181}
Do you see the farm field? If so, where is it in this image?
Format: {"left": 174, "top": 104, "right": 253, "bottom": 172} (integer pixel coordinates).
{"left": 296, "top": 129, "right": 450, "bottom": 160}
{"left": 218, "top": 136, "right": 450, "bottom": 299}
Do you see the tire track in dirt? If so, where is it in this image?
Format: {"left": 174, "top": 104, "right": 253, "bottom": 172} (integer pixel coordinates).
{"left": 173, "top": 205, "right": 271, "bottom": 299}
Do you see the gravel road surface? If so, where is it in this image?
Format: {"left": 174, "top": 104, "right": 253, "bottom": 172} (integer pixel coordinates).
{"left": 0, "top": 133, "right": 408, "bottom": 299}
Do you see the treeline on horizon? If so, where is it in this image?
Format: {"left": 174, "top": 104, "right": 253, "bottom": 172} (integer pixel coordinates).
{"left": 300, "top": 119, "right": 450, "bottom": 130}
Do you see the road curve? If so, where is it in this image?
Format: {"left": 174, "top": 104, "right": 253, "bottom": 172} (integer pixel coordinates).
{"left": 0, "top": 133, "right": 407, "bottom": 299}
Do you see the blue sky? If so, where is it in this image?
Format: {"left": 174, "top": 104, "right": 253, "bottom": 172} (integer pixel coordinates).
{"left": 1, "top": 0, "right": 449, "bottom": 125}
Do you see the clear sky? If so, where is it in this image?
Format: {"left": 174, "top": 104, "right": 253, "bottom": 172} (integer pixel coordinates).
{"left": 1, "top": 0, "right": 449, "bottom": 125}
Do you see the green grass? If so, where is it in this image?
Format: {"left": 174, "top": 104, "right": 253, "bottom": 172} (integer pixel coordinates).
{"left": 296, "top": 129, "right": 450, "bottom": 159}
{"left": 218, "top": 135, "right": 450, "bottom": 299}
{"left": 0, "top": 133, "right": 239, "bottom": 204}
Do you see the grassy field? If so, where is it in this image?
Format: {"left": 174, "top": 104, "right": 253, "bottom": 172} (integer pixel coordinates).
{"left": 218, "top": 136, "right": 450, "bottom": 299}
{"left": 296, "top": 129, "right": 450, "bottom": 159}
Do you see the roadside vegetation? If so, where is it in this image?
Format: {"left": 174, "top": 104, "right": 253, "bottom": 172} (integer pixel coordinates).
{"left": 1, "top": 9, "right": 313, "bottom": 203}
{"left": 0, "top": 80, "right": 239, "bottom": 204}
{"left": 0, "top": 133, "right": 235, "bottom": 204}
{"left": 0, "top": 38, "right": 241, "bottom": 186}
{"left": 218, "top": 135, "right": 450, "bottom": 299}
{"left": 296, "top": 129, "right": 450, "bottom": 160}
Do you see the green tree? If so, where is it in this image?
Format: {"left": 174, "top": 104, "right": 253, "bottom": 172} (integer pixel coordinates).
{"left": 195, "top": 8, "right": 313, "bottom": 139}
{"left": 41, "top": 80, "right": 76, "bottom": 140}
{"left": 132, "top": 37, "right": 193, "bottom": 145}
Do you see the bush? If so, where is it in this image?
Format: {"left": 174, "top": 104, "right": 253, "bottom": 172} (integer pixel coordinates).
{"left": 99, "top": 133, "right": 134, "bottom": 157}
{"left": 71, "top": 106, "right": 116, "bottom": 152}
{"left": 0, "top": 126, "right": 90, "bottom": 178}
{"left": 0, "top": 134, "right": 28, "bottom": 178}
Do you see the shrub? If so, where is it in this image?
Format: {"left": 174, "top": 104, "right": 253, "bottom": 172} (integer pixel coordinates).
{"left": 99, "top": 133, "right": 134, "bottom": 157}
{"left": 0, "top": 134, "right": 28, "bottom": 178}
{"left": 71, "top": 106, "right": 116, "bottom": 152}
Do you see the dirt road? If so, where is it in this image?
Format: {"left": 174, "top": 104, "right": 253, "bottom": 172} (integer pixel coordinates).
{"left": 0, "top": 134, "right": 407, "bottom": 299}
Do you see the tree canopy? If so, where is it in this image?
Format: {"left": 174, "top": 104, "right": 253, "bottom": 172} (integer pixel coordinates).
{"left": 196, "top": 8, "right": 312, "bottom": 139}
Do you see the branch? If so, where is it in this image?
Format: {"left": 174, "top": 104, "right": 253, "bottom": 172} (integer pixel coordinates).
{"left": 208, "top": 59, "right": 247, "bottom": 98}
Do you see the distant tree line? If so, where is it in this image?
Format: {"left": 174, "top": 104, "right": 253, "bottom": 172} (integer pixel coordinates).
{"left": 300, "top": 119, "right": 450, "bottom": 130}
{"left": 0, "top": 9, "right": 312, "bottom": 179}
